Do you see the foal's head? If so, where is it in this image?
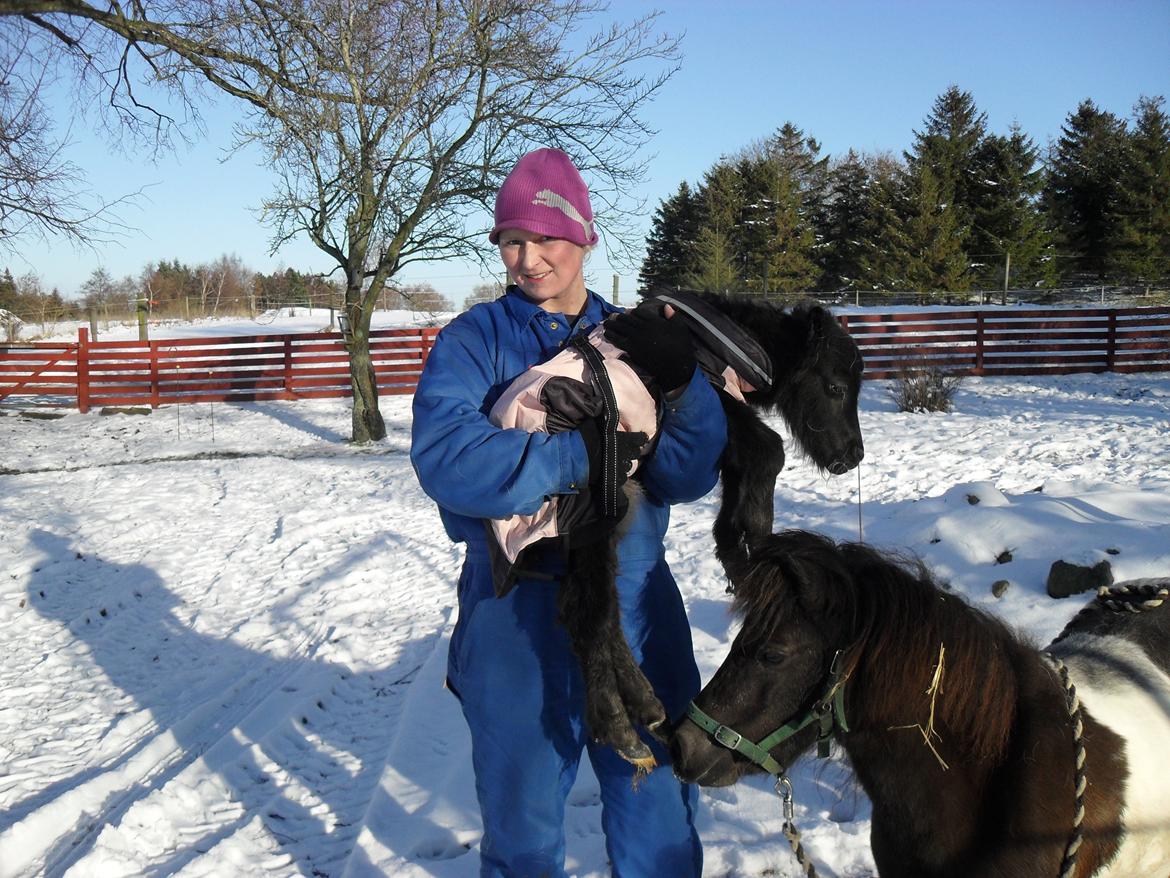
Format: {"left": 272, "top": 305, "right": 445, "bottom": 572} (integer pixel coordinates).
{"left": 767, "top": 304, "right": 865, "bottom": 476}
{"left": 672, "top": 531, "right": 1019, "bottom": 786}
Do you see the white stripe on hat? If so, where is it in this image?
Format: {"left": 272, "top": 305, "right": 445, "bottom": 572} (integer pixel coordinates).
{"left": 533, "top": 189, "right": 594, "bottom": 242}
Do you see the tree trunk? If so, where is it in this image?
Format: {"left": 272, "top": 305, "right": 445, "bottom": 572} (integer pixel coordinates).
{"left": 346, "top": 298, "right": 385, "bottom": 443}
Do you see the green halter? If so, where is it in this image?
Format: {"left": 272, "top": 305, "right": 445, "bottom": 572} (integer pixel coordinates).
{"left": 685, "top": 649, "right": 853, "bottom": 775}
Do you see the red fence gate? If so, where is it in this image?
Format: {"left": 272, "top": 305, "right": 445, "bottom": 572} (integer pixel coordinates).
{"left": 3, "top": 306, "right": 1169, "bottom": 411}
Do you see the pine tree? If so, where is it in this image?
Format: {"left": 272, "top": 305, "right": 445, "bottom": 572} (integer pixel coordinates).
{"left": 639, "top": 181, "right": 700, "bottom": 292}
{"left": 821, "top": 150, "right": 873, "bottom": 291}
{"left": 906, "top": 86, "right": 989, "bottom": 248}
{"left": 1044, "top": 100, "right": 1130, "bottom": 280}
{"left": 733, "top": 123, "right": 825, "bottom": 294}
{"left": 0, "top": 269, "right": 17, "bottom": 312}
{"left": 1114, "top": 96, "right": 1170, "bottom": 288}
{"left": 686, "top": 226, "right": 738, "bottom": 292}
{"left": 865, "top": 163, "right": 967, "bottom": 295}
{"left": 687, "top": 162, "right": 743, "bottom": 291}
{"left": 902, "top": 166, "right": 970, "bottom": 293}
{"left": 861, "top": 155, "right": 917, "bottom": 292}
{"left": 970, "top": 124, "right": 1056, "bottom": 290}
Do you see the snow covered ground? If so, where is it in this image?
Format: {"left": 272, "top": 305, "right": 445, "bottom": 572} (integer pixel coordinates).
{"left": 2, "top": 364, "right": 1169, "bottom": 877}
{"left": 24, "top": 307, "right": 456, "bottom": 344}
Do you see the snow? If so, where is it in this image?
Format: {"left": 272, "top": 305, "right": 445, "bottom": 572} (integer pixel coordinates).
{"left": 2, "top": 353, "right": 1169, "bottom": 876}
{"left": 20, "top": 307, "right": 457, "bottom": 344}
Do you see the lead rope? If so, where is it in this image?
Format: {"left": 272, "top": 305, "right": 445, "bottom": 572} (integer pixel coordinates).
{"left": 1046, "top": 654, "right": 1086, "bottom": 878}
{"left": 778, "top": 775, "right": 819, "bottom": 878}
{"left": 1046, "top": 581, "right": 1168, "bottom": 878}
{"left": 856, "top": 463, "right": 863, "bottom": 542}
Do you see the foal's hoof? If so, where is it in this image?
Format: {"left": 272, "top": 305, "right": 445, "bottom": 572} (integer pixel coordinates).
{"left": 615, "top": 739, "right": 657, "bottom": 774}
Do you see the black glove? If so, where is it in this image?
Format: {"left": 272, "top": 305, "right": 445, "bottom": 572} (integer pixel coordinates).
{"left": 564, "top": 417, "right": 647, "bottom": 548}
{"left": 603, "top": 301, "right": 696, "bottom": 394}
{"left": 578, "top": 416, "right": 646, "bottom": 499}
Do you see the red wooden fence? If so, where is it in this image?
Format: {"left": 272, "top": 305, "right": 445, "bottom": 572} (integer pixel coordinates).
{"left": 3, "top": 306, "right": 1168, "bottom": 410}
{"left": 838, "top": 306, "right": 1170, "bottom": 379}
{"left": 2, "top": 326, "right": 439, "bottom": 411}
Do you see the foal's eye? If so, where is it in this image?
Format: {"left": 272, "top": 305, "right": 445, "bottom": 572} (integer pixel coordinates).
{"left": 758, "top": 646, "right": 789, "bottom": 665}
{"left": 828, "top": 382, "right": 846, "bottom": 397}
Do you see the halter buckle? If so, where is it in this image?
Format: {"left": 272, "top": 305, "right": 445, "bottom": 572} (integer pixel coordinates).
{"left": 713, "top": 725, "right": 743, "bottom": 749}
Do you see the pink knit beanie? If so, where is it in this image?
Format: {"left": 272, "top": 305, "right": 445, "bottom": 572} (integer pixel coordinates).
{"left": 489, "top": 148, "right": 599, "bottom": 247}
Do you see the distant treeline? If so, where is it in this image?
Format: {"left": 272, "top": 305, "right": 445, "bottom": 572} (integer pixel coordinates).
{"left": 0, "top": 259, "right": 454, "bottom": 331}
{"left": 639, "top": 87, "right": 1170, "bottom": 297}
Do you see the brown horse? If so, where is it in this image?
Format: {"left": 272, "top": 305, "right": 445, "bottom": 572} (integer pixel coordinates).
{"left": 672, "top": 530, "right": 1170, "bottom": 877}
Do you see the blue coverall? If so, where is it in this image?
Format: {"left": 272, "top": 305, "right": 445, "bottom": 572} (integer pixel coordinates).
{"left": 410, "top": 285, "right": 728, "bottom": 877}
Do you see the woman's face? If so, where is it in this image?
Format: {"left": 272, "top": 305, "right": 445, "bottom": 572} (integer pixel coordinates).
{"left": 497, "top": 229, "right": 588, "bottom": 315}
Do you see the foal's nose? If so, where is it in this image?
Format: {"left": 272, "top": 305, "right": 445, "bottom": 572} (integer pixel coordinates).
{"left": 846, "top": 441, "right": 864, "bottom": 467}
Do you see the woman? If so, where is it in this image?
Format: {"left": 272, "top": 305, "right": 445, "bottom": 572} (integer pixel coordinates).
{"left": 410, "top": 148, "right": 727, "bottom": 877}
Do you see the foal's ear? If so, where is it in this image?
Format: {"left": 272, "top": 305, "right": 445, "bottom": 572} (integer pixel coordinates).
{"left": 805, "top": 305, "right": 835, "bottom": 345}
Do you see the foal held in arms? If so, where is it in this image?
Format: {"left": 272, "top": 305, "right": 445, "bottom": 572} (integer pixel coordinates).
{"left": 488, "top": 294, "right": 865, "bottom": 769}
{"left": 672, "top": 530, "right": 1170, "bottom": 878}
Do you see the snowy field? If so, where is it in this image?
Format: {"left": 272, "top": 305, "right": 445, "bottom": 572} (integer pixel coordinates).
{"left": 23, "top": 307, "right": 456, "bottom": 344}
{"left": 1, "top": 365, "right": 1169, "bottom": 877}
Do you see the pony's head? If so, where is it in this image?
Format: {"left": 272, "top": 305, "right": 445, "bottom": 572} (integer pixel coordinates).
{"left": 676, "top": 292, "right": 865, "bottom": 475}
{"left": 672, "top": 530, "right": 1018, "bottom": 786}
{"left": 672, "top": 530, "right": 862, "bottom": 786}
{"left": 763, "top": 303, "right": 865, "bottom": 476}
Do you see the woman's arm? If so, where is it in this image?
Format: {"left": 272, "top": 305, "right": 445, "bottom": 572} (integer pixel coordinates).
{"left": 410, "top": 321, "right": 589, "bottom": 520}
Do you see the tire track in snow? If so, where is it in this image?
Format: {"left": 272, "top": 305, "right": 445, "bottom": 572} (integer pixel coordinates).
{"left": 1, "top": 453, "right": 462, "bottom": 877}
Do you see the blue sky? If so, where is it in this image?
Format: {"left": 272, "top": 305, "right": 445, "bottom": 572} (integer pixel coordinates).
{"left": 17, "top": 0, "right": 1170, "bottom": 305}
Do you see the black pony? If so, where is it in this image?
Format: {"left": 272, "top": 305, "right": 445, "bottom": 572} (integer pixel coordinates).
{"left": 539, "top": 293, "right": 865, "bottom": 769}
{"left": 672, "top": 530, "right": 1170, "bottom": 877}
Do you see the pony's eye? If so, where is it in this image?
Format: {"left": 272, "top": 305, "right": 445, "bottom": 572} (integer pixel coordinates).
{"left": 758, "top": 646, "right": 788, "bottom": 665}
{"left": 828, "top": 382, "right": 846, "bottom": 397}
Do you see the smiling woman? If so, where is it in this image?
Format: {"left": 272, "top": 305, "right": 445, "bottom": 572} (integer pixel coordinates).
{"left": 410, "top": 146, "right": 728, "bottom": 878}
{"left": 496, "top": 230, "right": 590, "bottom": 315}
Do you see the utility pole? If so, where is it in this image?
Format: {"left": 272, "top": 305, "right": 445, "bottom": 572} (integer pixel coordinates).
{"left": 1002, "top": 251, "right": 1011, "bottom": 306}
{"left": 612, "top": 274, "right": 619, "bottom": 305}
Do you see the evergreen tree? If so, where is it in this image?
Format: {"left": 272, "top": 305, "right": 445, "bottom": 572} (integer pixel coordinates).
{"left": 1114, "top": 96, "right": 1170, "bottom": 287}
{"left": 638, "top": 181, "right": 700, "bottom": 292}
{"left": 730, "top": 123, "right": 825, "bottom": 294}
{"left": 905, "top": 86, "right": 989, "bottom": 248}
{"left": 860, "top": 155, "right": 916, "bottom": 291}
{"left": 755, "top": 168, "right": 818, "bottom": 294}
{"left": 686, "top": 226, "right": 738, "bottom": 292}
{"left": 1044, "top": 99, "right": 1130, "bottom": 280}
{"left": 686, "top": 162, "right": 743, "bottom": 291}
{"left": 821, "top": 150, "right": 873, "bottom": 290}
{"left": 970, "top": 124, "right": 1056, "bottom": 290}
{"left": 0, "top": 269, "right": 16, "bottom": 312}
{"left": 865, "top": 164, "right": 967, "bottom": 294}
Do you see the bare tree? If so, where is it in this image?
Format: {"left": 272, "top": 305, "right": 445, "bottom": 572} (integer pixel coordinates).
{"left": 463, "top": 281, "right": 504, "bottom": 310}
{"left": 3, "top": 1, "right": 679, "bottom": 440}
{"left": 0, "top": 29, "right": 130, "bottom": 250}
{"left": 238, "top": 0, "right": 679, "bottom": 440}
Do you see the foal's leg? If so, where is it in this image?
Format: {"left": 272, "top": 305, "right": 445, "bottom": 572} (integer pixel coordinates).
{"left": 714, "top": 394, "right": 786, "bottom": 573}
{"left": 559, "top": 541, "right": 660, "bottom": 770}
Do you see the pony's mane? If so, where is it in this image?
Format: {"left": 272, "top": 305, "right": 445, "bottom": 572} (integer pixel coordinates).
{"left": 733, "top": 531, "right": 1026, "bottom": 764}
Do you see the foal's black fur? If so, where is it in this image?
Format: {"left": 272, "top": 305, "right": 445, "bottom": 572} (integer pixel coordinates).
{"left": 671, "top": 531, "right": 1169, "bottom": 877}
{"left": 556, "top": 295, "right": 865, "bottom": 768}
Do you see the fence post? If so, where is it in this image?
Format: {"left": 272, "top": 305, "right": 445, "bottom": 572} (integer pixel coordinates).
{"left": 975, "top": 312, "right": 985, "bottom": 375}
{"left": 283, "top": 336, "right": 294, "bottom": 398}
{"left": 1106, "top": 311, "right": 1117, "bottom": 371}
{"left": 77, "top": 327, "right": 90, "bottom": 413}
{"left": 150, "top": 340, "right": 160, "bottom": 409}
